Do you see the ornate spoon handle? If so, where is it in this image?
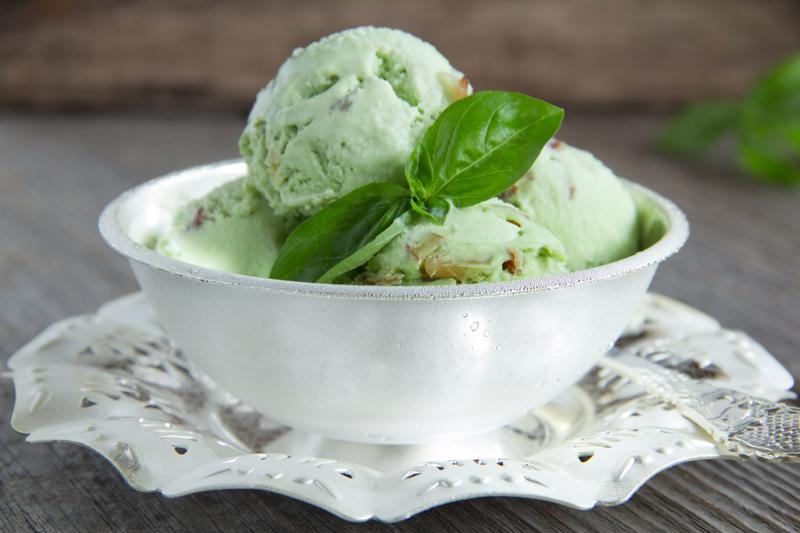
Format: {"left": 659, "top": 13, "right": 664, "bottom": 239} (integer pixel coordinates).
{"left": 598, "top": 352, "right": 800, "bottom": 461}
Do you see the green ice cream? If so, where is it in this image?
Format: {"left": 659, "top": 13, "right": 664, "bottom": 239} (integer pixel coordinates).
{"left": 357, "top": 199, "right": 567, "bottom": 285}
{"left": 155, "top": 178, "right": 290, "bottom": 277}
{"left": 503, "top": 141, "right": 639, "bottom": 271}
{"left": 154, "top": 28, "right": 646, "bottom": 286}
{"left": 239, "top": 27, "right": 468, "bottom": 218}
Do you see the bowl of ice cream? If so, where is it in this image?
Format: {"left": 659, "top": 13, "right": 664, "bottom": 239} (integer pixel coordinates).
{"left": 99, "top": 27, "right": 688, "bottom": 444}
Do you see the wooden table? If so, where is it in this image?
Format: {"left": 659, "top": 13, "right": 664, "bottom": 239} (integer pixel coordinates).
{"left": 1, "top": 112, "right": 798, "bottom": 532}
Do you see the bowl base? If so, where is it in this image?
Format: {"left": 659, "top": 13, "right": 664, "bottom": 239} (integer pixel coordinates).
{"left": 208, "top": 387, "right": 594, "bottom": 472}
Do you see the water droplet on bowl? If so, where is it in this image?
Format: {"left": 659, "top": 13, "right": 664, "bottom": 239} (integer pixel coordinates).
{"left": 470, "top": 321, "right": 480, "bottom": 332}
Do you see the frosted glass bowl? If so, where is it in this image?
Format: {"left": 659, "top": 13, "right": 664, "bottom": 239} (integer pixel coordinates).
{"left": 99, "top": 160, "right": 688, "bottom": 444}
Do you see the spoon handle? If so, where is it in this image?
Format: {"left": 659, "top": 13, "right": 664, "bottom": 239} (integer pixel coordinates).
{"left": 598, "top": 352, "right": 800, "bottom": 461}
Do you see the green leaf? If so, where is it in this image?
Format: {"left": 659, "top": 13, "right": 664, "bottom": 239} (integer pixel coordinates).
{"left": 405, "top": 91, "right": 563, "bottom": 208}
{"left": 738, "top": 52, "right": 800, "bottom": 185}
{"left": 658, "top": 101, "right": 740, "bottom": 158}
{"left": 317, "top": 212, "right": 411, "bottom": 283}
{"left": 270, "top": 183, "right": 410, "bottom": 282}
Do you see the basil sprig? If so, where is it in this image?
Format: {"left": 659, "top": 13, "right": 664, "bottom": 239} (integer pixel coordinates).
{"left": 270, "top": 91, "right": 564, "bottom": 282}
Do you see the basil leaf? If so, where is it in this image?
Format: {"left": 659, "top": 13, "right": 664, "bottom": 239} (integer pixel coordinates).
{"left": 406, "top": 91, "right": 563, "bottom": 208}
{"left": 738, "top": 52, "right": 800, "bottom": 185}
{"left": 270, "top": 183, "right": 410, "bottom": 282}
{"left": 317, "top": 212, "right": 410, "bottom": 283}
{"left": 658, "top": 101, "right": 740, "bottom": 158}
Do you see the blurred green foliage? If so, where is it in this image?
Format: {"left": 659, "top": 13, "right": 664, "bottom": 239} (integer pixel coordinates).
{"left": 660, "top": 52, "right": 800, "bottom": 185}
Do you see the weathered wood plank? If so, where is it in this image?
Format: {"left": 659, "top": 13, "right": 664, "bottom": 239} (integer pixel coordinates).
{"left": 1, "top": 0, "right": 799, "bottom": 110}
{"left": 0, "top": 112, "right": 798, "bottom": 532}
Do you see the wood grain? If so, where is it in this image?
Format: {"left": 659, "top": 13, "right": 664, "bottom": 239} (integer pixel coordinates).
{"left": 1, "top": 0, "right": 799, "bottom": 110}
{"left": 1, "top": 112, "right": 799, "bottom": 532}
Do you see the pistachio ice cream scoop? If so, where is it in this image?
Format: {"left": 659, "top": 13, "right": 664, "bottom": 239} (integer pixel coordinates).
{"left": 239, "top": 27, "right": 468, "bottom": 218}
{"left": 155, "top": 178, "right": 291, "bottom": 277}
{"left": 504, "top": 141, "right": 639, "bottom": 271}
{"left": 357, "top": 198, "right": 567, "bottom": 285}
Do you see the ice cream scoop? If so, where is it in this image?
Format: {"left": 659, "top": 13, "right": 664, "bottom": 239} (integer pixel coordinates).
{"left": 155, "top": 178, "right": 290, "bottom": 277}
{"left": 503, "top": 141, "right": 639, "bottom": 271}
{"left": 357, "top": 198, "right": 567, "bottom": 285}
{"left": 239, "top": 27, "right": 468, "bottom": 218}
